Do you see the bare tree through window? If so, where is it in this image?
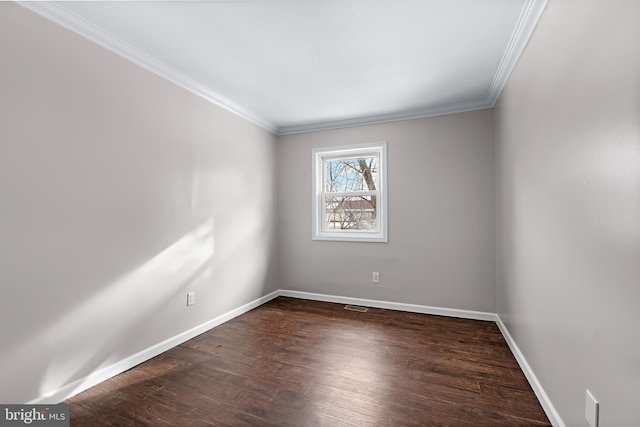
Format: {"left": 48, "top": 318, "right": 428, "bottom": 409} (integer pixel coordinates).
{"left": 324, "top": 156, "right": 378, "bottom": 231}
{"left": 312, "top": 142, "right": 387, "bottom": 242}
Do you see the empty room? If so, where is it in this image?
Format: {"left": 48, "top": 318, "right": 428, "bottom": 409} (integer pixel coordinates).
{"left": 1, "top": 1, "right": 638, "bottom": 426}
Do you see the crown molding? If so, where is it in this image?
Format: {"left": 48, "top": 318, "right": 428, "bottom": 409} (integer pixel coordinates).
{"left": 18, "top": 1, "right": 279, "bottom": 134}
{"left": 276, "top": 99, "right": 493, "bottom": 135}
{"left": 19, "top": 0, "right": 547, "bottom": 136}
{"left": 486, "top": 0, "right": 549, "bottom": 106}
{"left": 276, "top": 0, "right": 548, "bottom": 135}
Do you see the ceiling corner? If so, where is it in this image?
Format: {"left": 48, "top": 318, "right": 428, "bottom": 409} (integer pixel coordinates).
{"left": 486, "top": 0, "right": 549, "bottom": 106}
{"left": 276, "top": 100, "right": 494, "bottom": 136}
{"left": 17, "top": 1, "right": 279, "bottom": 134}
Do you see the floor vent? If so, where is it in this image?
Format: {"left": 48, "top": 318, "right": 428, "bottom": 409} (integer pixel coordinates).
{"left": 344, "top": 305, "right": 368, "bottom": 313}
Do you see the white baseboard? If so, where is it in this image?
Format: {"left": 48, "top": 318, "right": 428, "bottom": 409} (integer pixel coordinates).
{"left": 282, "top": 290, "right": 564, "bottom": 426}
{"left": 30, "top": 290, "right": 280, "bottom": 404}
{"left": 29, "top": 287, "right": 564, "bottom": 427}
{"left": 278, "top": 289, "right": 497, "bottom": 322}
{"left": 495, "top": 315, "right": 565, "bottom": 427}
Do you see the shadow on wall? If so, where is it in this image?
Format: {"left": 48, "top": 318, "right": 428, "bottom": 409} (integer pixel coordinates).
{"left": 0, "top": 218, "right": 215, "bottom": 403}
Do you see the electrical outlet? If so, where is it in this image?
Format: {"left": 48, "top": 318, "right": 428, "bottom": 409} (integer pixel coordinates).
{"left": 372, "top": 272, "right": 380, "bottom": 283}
{"left": 187, "top": 292, "right": 195, "bottom": 306}
{"left": 585, "top": 389, "right": 599, "bottom": 427}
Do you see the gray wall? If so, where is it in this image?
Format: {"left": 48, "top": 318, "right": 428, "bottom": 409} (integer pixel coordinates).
{"left": 0, "top": 3, "right": 278, "bottom": 404}
{"left": 494, "top": 1, "right": 640, "bottom": 426}
{"left": 277, "top": 110, "right": 496, "bottom": 312}
{"left": 5, "top": 1, "right": 637, "bottom": 423}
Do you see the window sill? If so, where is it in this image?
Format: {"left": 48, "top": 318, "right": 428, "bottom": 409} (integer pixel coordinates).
{"left": 312, "top": 232, "right": 388, "bottom": 243}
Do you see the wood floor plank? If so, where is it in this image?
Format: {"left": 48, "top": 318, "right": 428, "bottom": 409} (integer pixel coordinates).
{"left": 65, "top": 297, "right": 551, "bottom": 426}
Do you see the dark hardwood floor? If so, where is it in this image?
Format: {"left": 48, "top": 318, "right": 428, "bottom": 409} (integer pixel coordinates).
{"left": 65, "top": 297, "right": 551, "bottom": 426}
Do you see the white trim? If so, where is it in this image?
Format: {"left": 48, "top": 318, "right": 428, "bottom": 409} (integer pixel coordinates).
{"left": 283, "top": 290, "right": 563, "bottom": 425}
{"left": 495, "top": 315, "right": 566, "bottom": 427}
{"left": 312, "top": 142, "right": 388, "bottom": 243}
{"left": 17, "top": 1, "right": 278, "bottom": 134}
{"left": 28, "top": 290, "right": 280, "bottom": 404}
{"left": 26, "top": 287, "right": 564, "bottom": 427}
{"left": 278, "top": 290, "right": 497, "bottom": 322}
{"left": 18, "top": 0, "right": 547, "bottom": 137}
{"left": 278, "top": 100, "right": 492, "bottom": 135}
{"left": 486, "top": 0, "right": 549, "bottom": 106}
{"left": 276, "top": 0, "right": 549, "bottom": 135}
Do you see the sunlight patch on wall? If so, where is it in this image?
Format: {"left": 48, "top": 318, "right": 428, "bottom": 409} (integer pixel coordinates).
{"left": 36, "top": 217, "right": 215, "bottom": 397}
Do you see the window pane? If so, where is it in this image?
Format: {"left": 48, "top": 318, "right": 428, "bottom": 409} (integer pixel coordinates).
{"left": 324, "top": 195, "right": 377, "bottom": 231}
{"left": 324, "top": 157, "right": 378, "bottom": 192}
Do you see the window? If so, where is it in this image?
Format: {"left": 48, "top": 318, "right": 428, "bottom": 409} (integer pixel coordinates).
{"left": 312, "top": 142, "right": 387, "bottom": 242}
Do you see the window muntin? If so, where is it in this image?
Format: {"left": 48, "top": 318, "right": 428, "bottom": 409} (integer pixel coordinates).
{"left": 312, "top": 143, "right": 387, "bottom": 242}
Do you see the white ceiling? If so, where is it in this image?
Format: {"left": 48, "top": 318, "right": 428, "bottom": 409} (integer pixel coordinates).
{"left": 22, "top": 0, "right": 547, "bottom": 134}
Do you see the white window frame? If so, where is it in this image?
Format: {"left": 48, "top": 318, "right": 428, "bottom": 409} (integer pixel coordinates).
{"left": 312, "top": 142, "right": 388, "bottom": 242}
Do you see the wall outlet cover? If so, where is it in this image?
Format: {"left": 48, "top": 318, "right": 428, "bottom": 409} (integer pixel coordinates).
{"left": 585, "top": 389, "right": 599, "bottom": 427}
